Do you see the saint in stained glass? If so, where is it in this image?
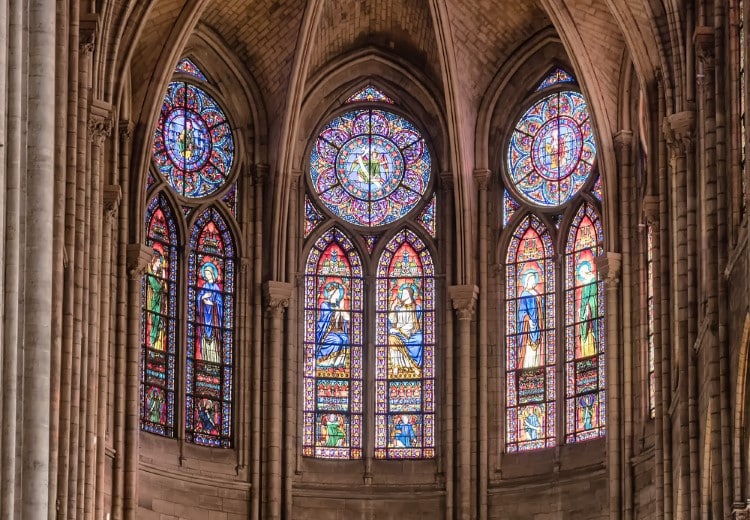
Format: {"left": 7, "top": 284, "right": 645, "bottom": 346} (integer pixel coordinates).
{"left": 508, "top": 91, "right": 596, "bottom": 207}
{"left": 186, "top": 208, "right": 235, "bottom": 447}
{"left": 174, "top": 57, "right": 208, "bottom": 82}
{"left": 535, "top": 68, "right": 576, "bottom": 91}
{"left": 303, "top": 228, "right": 363, "bottom": 459}
{"left": 141, "top": 194, "right": 178, "bottom": 437}
{"left": 375, "top": 229, "right": 435, "bottom": 459}
{"left": 505, "top": 215, "right": 556, "bottom": 452}
{"left": 346, "top": 85, "right": 394, "bottom": 104}
{"left": 153, "top": 82, "right": 234, "bottom": 198}
{"left": 565, "top": 204, "right": 605, "bottom": 442}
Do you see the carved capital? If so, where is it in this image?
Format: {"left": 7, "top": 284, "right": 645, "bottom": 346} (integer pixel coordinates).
{"left": 253, "top": 163, "right": 270, "bottom": 185}
{"left": 119, "top": 121, "right": 133, "bottom": 143}
{"left": 290, "top": 169, "right": 303, "bottom": 190}
{"left": 88, "top": 100, "right": 113, "bottom": 145}
{"left": 80, "top": 15, "right": 98, "bottom": 55}
{"left": 595, "top": 252, "right": 622, "bottom": 288}
{"left": 439, "top": 171, "right": 454, "bottom": 191}
{"left": 473, "top": 169, "right": 491, "bottom": 191}
{"left": 613, "top": 130, "right": 633, "bottom": 158}
{"left": 240, "top": 257, "right": 251, "bottom": 274}
{"left": 264, "top": 281, "right": 293, "bottom": 315}
{"left": 663, "top": 111, "right": 695, "bottom": 157}
{"left": 732, "top": 504, "right": 750, "bottom": 520}
{"left": 103, "top": 184, "right": 122, "bottom": 219}
{"left": 693, "top": 26, "right": 715, "bottom": 72}
{"left": 126, "top": 244, "right": 153, "bottom": 281}
{"left": 643, "top": 195, "right": 660, "bottom": 226}
{"left": 448, "top": 284, "right": 479, "bottom": 321}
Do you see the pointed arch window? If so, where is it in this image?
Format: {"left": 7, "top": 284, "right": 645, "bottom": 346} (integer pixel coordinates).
{"left": 501, "top": 69, "right": 605, "bottom": 451}
{"left": 303, "top": 85, "right": 436, "bottom": 460}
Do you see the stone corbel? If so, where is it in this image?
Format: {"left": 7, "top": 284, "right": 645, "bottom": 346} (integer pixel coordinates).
{"left": 253, "top": 163, "right": 270, "bottom": 186}
{"left": 595, "top": 252, "right": 622, "bottom": 289}
{"left": 693, "top": 26, "right": 715, "bottom": 72}
{"left": 448, "top": 284, "right": 479, "bottom": 321}
{"left": 613, "top": 130, "right": 633, "bottom": 160}
{"left": 88, "top": 100, "right": 113, "bottom": 145}
{"left": 264, "top": 280, "right": 293, "bottom": 315}
{"left": 663, "top": 111, "right": 696, "bottom": 158}
{"left": 439, "top": 170, "right": 454, "bottom": 192}
{"left": 473, "top": 169, "right": 491, "bottom": 191}
{"left": 126, "top": 244, "right": 153, "bottom": 281}
{"left": 733, "top": 504, "right": 750, "bottom": 520}
{"left": 103, "top": 184, "right": 122, "bottom": 220}
{"left": 79, "top": 14, "right": 99, "bottom": 54}
{"left": 643, "top": 195, "right": 659, "bottom": 227}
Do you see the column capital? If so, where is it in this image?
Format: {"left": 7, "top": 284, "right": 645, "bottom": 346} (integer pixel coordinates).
{"left": 264, "top": 281, "right": 293, "bottom": 314}
{"left": 126, "top": 244, "right": 153, "bottom": 280}
{"left": 439, "top": 171, "right": 454, "bottom": 191}
{"left": 732, "top": 504, "right": 750, "bottom": 520}
{"left": 473, "top": 169, "right": 491, "bottom": 191}
{"left": 448, "top": 284, "right": 479, "bottom": 321}
{"left": 290, "top": 169, "right": 303, "bottom": 189}
{"left": 643, "top": 195, "right": 659, "bottom": 226}
{"left": 663, "top": 111, "right": 695, "bottom": 157}
{"left": 103, "top": 184, "right": 122, "bottom": 220}
{"left": 693, "top": 26, "right": 715, "bottom": 71}
{"left": 88, "top": 100, "right": 113, "bottom": 145}
{"left": 613, "top": 130, "right": 633, "bottom": 156}
{"left": 595, "top": 252, "right": 622, "bottom": 288}
{"left": 119, "top": 121, "right": 134, "bottom": 143}
{"left": 80, "top": 14, "right": 99, "bottom": 54}
{"left": 253, "top": 163, "right": 270, "bottom": 185}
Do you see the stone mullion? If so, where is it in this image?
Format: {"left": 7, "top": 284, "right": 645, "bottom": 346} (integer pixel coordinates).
{"left": 0, "top": 0, "right": 23, "bottom": 516}
{"left": 21, "top": 0, "right": 56, "bottom": 516}
{"left": 263, "top": 281, "right": 292, "bottom": 520}
{"left": 124, "top": 245, "right": 151, "bottom": 520}
{"left": 439, "top": 171, "right": 455, "bottom": 520}
{"left": 448, "top": 284, "right": 478, "bottom": 520}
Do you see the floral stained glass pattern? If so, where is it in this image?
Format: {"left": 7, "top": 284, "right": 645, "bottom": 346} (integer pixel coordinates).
{"left": 503, "top": 190, "right": 521, "bottom": 227}
{"left": 304, "top": 195, "right": 326, "bottom": 238}
{"left": 417, "top": 195, "right": 436, "bottom": 237}
{"left": 141, "top": 194, "right": 179, "bottom": 437}
{"left": 174, "top": 58, "right": 208, "bottom": 82}
{"left": 185, "top": 208, "right": 235, "bottom": 447}
{"left": 363, "top": 235, "right": 378, "bottom": 254}
{"left": 505, "top": 215, "right": 556, "bottom": 452}
{"left": 153, "top": 82, "right": 234, "bottom": 199}
{"left": 536, "top": 68, "right": 576, "bottom": 91}
{"left": 303, "top": 228, "right": 364, "bottom": 459}
{"left": 508, "top": 91, "right": 596, "bottom": 207}
{"left": 310, "top": 109, "right": 431, "bottom": 227}
{"left": 647, "top": 225, "right": 655, "bottom": 418}
{"left": 346, "top": 85, "right": 394, "bottom": 104}
{"left": 375, "top": 229, "right": 435, "bottom": 459}
{"left": 565, "top": 204, "right": 605, "bottom": 442}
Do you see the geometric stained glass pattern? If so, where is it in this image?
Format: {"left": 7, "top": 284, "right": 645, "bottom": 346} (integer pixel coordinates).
{"left": 310, "top": 109, "right": 431, "bottom": 227}
{"left": 153, "top": 82, "right": 235, "bottom": 199}
{"left": 647, "top": 224, "right": 655, "bottom": 418}
{"left": 503, "top": 190, "right": 521, "bottom": 227}
{"left": 303, "top": 228, "right": 364, "bottom": 459}
{"left": 417, "top": 195, "right": 436, "bottom": 238}
{"left": 346, "top": 85, "right": 394, "bottom": 104}
{"left": 593, "top": 176, "right": 603, "bottom": 202}
{"left": 564, "top": 203, "right": 605, "bottom": 443}
{"left": 375, "top": 229, "right": 435, "bottom": 459}
{"left": 536, "top": 68, "right": 575, "bottom": 91}
{"left": 304, "top": 195, "right": 326, "bottom": 238}
{"left": 174, "top": 57, "right": 208, "bottom": 82}
{"left": 141, "top": 193, "right": 179, "bottom": 437}
{"left": 185, "top": 207, "right": 235, "bottom": 447}
{"left": 222, "top": 183, "right": 238, "bottom": 219}
{"left": 508, "top": 91, "right": 597, "bottom": 207}
{"left": 505, "top": 215, "right": 556, "bottom": 452}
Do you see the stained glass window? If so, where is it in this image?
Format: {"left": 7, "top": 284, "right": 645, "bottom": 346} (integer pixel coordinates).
{"left": 153, "top": 82, "right": 235, "bottom": 199}
{"left": 303, "top": 228, "right": 364, "bottom": 459}
{"left": 222, "top": 183, "right": 238, "bottom": 218}
{"left": 363, "top": 234, "right": 378, "bottom": 254}
{"left": 375, "top": 229, "right": 435, "bottom": 459}
{"left": 141, "top": 193, "right": 179, "bottom": 437}
{"left": 564, "top": 203, "right": 605, "bottom": 442}
{"left": 346, "top": 85, "right": 394, "bottom": 104}
{"left": 503, "top": 190, "right": 521, "bottom": 227}
{"left": 417, "top": 195, "right": 436, "bottom": 237}
{"left": 175, "top": 57, "right": 208, "bottom": 82}
{"left": 508, "top": 91, "right": 596, "bottom": 207}
{"left": 185, "top": 208, "right": 235, "bottom": 447}
{"left": 310, "top": 109, "right": 431, "bottom": 227}
{"left": 505, "top": 215, "right": 556, "bottom": 451}
{"left": 593, "top": 176, "right": 603, "bottom": 202}
{"left": 304, "top": 195, "right": 325, "bottom": 238}
{"left": 536, "top": 68, "right": 575, "bottom": 91}
{"left": 647, "top": 225, "right": 655, "bottom": 418}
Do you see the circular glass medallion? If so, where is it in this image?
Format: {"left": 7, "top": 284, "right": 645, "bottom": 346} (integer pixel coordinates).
{"left": 508, "top": 91, "right": 596, "bottom": 207}
{"left": 153, "top": 82, "right": 234, "bottom": 199}
{"left": 310, "top": 109, "right": 430, "bottom": 227}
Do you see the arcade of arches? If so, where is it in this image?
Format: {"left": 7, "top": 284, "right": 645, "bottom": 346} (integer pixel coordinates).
{"left": 2, "top": 0, "right": 750, "bottom": 519}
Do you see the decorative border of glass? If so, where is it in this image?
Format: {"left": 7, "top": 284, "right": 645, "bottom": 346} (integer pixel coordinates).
{"left": 417, "top": 195, "right": 436, "bottom": 238}
{"left": 153, "top": 82, "right": 235, "bottom": 199}
{"left": 304, "top": 195, "right": 326, "bottom": 238}
{"left": 505, "top": 215, "right": 556, "bottom": 452}
{"left": 503, "top": 190, "right": 521, "bottom": 228}
{"left": 508, "top": 91, "right": 596, "bottom": 208}
{"left": 564, "top": 203, "right": 605, "bottom": 442}
{"left": 141, "top": 193, "right": 179, "bottom": 437}
{"left": 185, "top": 207, "right": 235, "bottom": 447}
{"left": 346, "top": 85, "right": 394, "bottom": 104}
{"left": 536, "top": 68, "right": 575, "bottom": 91}
{"left": 222, "top": 183, "right": 238, "bottom": 219}
{"left": 175, "top": 57, "right": 208, "bottom": 82}
{"left": 593, "top": 176, "right": 603, "bottom": 202}
{"left": 303, "top": 228, "right": 364, "bottom": 459}
{"left": 375, "top": 229, "right": 435, "bottom": 459}
{"left": 310, "top": 109, "right": 431, "bottom": 227}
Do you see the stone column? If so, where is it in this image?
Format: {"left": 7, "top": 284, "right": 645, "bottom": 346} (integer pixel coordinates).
{"left": 264, "top": 281, "right": 292, "bottom": 520}
{"left": 595, "top": 252, "right": 621, "bottom": 520}
{"left": 124, "top": 244, "right": 151, "bottom": 520}
{"left": 21, "top": 0, "right": 57, "bottom": 516}
{"left": 449, "top": 284, "right": 478, "bottom": 520}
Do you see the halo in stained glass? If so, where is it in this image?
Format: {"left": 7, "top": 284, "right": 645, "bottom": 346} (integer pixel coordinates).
{"left": 508, "top": 91, "right": 596, "bottom": 208}
{"left": 153, "top": 82, "right": 234, "bottom": 199}
{"left": 310, "top": 109, "right": 431, "bottom": 227}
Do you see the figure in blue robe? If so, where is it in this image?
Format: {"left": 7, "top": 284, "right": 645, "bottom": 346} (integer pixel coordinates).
{"left": 524, "top": 408, "right": 542, "bottom": 441}
{"left": 393, "top": 415, "right": 417, "bottom": 448}
{"left": 517, "top": 270, "right": 543, "bottom": 369}
{"left": 196, "top": 262, "right": 223, "bottom": 364}
{"left": 315, "top": 282, "right": 350, "bottom": 369}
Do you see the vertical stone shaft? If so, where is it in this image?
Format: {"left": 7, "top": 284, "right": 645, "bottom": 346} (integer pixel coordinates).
{"left": 21, "top": 0, "right": 56, "bottom": 516}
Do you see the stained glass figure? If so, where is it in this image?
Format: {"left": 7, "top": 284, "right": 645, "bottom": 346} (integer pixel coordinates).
{"left": 175, "top": 57, "right": 208, "bottom": 82}
{"left": 505, "top": 215, "right": 556, "bottom": 452}
{"left": 186, "top": 208, "right": 235, "bottom": 447}
{"left": 310, "top": 109, "right": 431, "bottom": 227}
{"left": 304, "top": 195, "right": 326, "bottom": 238}
{"left": 141, "top": 194, "right": 179, "bottom": 437}
{"left": 303, "top": 228, "right": 364, "bottom": 459}
{"left": 647, "top": 224, "right": 655, "bottom": 418}
{"left": 363, "top": 235, "right": 378, "bottom": 254}
{"left": 417, "top": 195, "right": 436, "bottom": 237}
{"left": 375, "top": 229, "right": 435, "bottom": 459}
{"left": 536, "top": 68, "right": 576, "bottom": 91}
{"left": 565, "top": 204, "right": 605, "bottom": 442}
{"left": 593, "top": 176, "right": 603, "bottom": 202}
{"left": 503, "top": 190, "right": 521, "bottom": 227}
{"left": 346, "top": 85, "right": 394, "bottom": 104}
{"left": 153, "top": 82, "right": 234, "bottom": 198}
{"left": 508, "top": 91, "right": 596, "bottom": 207}
{"left": 222, "top": 183, "right": 238, "bottom": 219}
